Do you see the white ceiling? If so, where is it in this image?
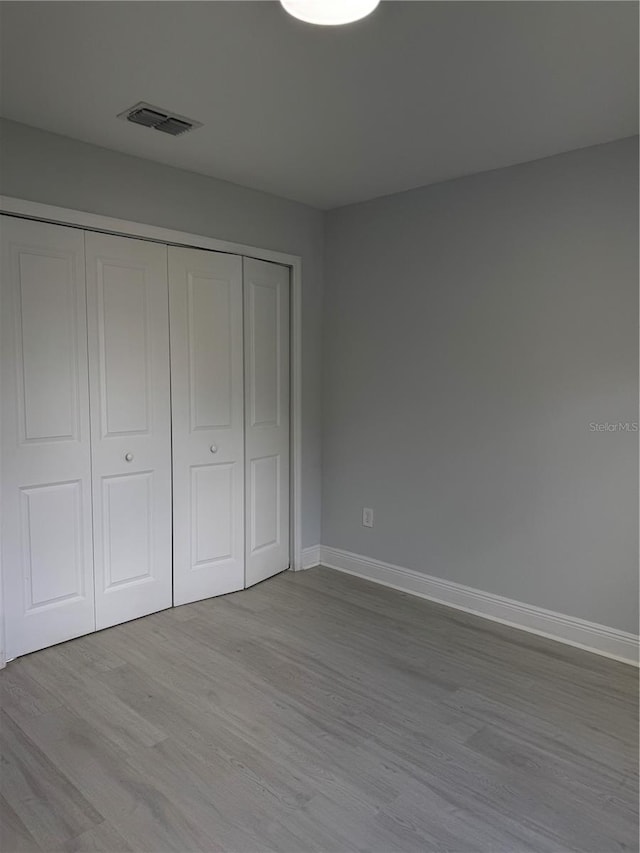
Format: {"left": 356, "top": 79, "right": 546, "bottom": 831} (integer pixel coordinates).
{"left": 0, "top": 1, "right": 637, "bottom": 209}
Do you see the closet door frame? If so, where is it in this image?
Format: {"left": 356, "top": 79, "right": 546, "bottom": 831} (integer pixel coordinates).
{"left": 0, "top": 196, "right": 304, "bottom": 668}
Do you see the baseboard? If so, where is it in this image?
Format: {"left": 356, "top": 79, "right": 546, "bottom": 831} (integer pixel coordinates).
{"left": 319, "top": 545, "right": 639, "bottom": 666}
{"left": 300, "top": 545, "right": 321, "bottom": 570}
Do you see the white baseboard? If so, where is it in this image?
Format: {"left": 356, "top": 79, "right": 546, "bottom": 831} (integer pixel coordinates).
{"left": 318, "top": 545, "right": 639, "bottom": 666}
{"left": 300, "top": 545, "right": 321, "bottom": 570}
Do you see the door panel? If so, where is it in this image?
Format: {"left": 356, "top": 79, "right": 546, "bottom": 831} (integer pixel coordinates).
{"left": 188, "top": 274, "right": 234, "bottom": 430}
{"left": 244, "top": 258, "right": 290, "bottom": 587}
{"left": 1, "top": 216, "right": 95, "bottom": 658}
{"left": 97, "top": 261, "right": 150, "bottom": 435}
{"left": 85, "top": 232, "right": 172, "bottom": 630}
{"left": 169, "top": 246, "right": 244, "bottom": 605}
{"left": 20, "top": 480, "right": 86, "bottom": 610}
{"left": 17, "top": 251, "right": 81, "bottom": 441}
{"left": 250, "top": 455, "right": 280, "bottom": 551}
{"left": 101, "top": 471, "right": 154, "bottom": 588}
{"left": 249, "top": 282, "right": 280, "bottom": 428}
{"left": 191, "top": 463, "right": 234, "bottom": 564}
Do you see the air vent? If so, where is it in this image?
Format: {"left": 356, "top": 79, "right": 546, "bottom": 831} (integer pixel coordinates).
{"left": 117, "top": 102, "right": 202, "bottom": 136}
{"left": 155, "top": 117, "right": 193, "bottom": 137}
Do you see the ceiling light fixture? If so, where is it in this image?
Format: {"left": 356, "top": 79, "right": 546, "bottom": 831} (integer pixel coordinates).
{"left": 280, "top": 0, "right": 380, "bottom": 26}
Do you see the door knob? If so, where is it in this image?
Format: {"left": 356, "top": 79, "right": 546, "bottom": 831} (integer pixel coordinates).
{"left": 124, "top": 452, "right": 134, "bottom": 462}
{"left": 209, "top": 444, "right": 217, "bottom": 454}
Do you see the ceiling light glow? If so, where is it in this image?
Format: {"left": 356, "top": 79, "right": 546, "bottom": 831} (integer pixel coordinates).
{"left": 280, "top": 0, "right": 380, "bottom": 26}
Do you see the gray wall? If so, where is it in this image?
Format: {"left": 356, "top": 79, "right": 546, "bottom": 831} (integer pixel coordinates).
{"left": 323, "top": 137, "right": 639, "bottom": 633}
{"left": 0, "top": 118, "right": 324, "bottom": 550}
{"left": 2, "top": 119, "right": 637, "bottom": 633}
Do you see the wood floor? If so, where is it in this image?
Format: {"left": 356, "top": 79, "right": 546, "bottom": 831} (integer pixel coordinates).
{"left": 1, "top": 567, "right": 638, "bottom": 853}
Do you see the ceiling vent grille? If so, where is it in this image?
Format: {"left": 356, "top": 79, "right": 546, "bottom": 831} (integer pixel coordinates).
{"left": 117, "top": 102, "right": 202, "bottom": 136}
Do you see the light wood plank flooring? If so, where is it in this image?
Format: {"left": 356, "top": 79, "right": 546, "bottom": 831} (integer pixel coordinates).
{"left": 1, "top": 567, "right": 638, "bottom": 853}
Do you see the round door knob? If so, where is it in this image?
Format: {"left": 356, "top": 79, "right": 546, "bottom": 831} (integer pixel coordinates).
{"left": 124, "top": 452, "right": 134, "bottom": 462}
{"left": 209, "top": 444, "right": 218, "bottom": 454}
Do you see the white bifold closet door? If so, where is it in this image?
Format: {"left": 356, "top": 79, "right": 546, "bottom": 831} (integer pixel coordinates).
{"left": 1, "top": 218, "right": 290, "bottom": 657}
{"left": 244, "top": 257, "right": 290, "bottom": 587}
{"left": 85, "top": 232, "right": 172, "bottom": 629}
{"left": 1, "top": 217, "right": 95, "bottom": 658}
{"left": 169, "top": 247, "right": 245, "bottom": 605}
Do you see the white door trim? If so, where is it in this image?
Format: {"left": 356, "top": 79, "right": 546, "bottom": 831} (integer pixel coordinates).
{"left": 0, "top": 195, "right": 305, "bottom": 666}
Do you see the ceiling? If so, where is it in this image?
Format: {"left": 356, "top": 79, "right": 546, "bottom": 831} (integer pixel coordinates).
{"left": 0, "top": 1, "right": 637, "bottom": 210}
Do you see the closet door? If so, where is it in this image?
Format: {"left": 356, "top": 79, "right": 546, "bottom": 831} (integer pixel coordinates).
{"left": 1, "top": 216, "right": 95, "bottom": 658}
{"left": 244, "top": 258, "right": 290, "bottom": 587}
{"left": 169, "top": 247, "right": 244, "bottom": 605}
{"left": 85, "top": 232, "right": 172, "bottom": 630}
